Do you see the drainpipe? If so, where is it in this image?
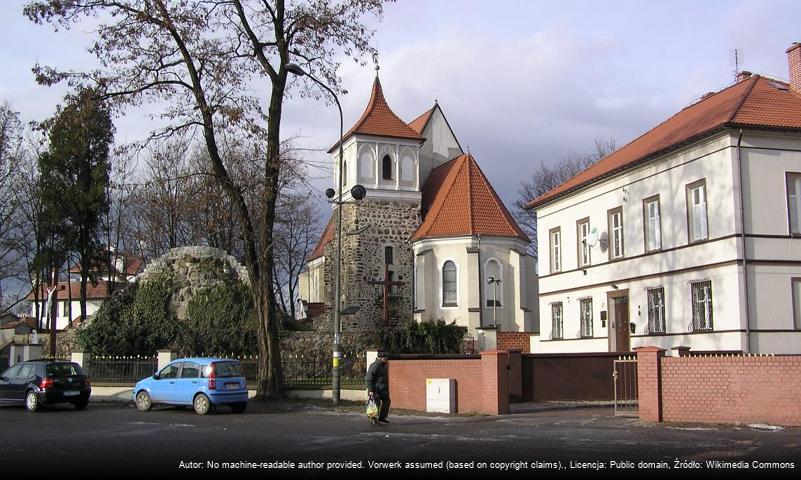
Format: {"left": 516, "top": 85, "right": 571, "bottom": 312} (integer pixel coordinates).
{"left": 736, "top": 129, "right": 751, "bottom": 353}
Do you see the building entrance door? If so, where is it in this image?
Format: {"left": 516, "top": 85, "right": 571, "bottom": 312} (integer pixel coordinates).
{"left": 607, "top": 290, "right": 630, "bottom": 352}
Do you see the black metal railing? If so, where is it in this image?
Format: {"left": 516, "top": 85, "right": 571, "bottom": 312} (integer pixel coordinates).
{"left": 84, "top": 356, "right": 158, "bottom": 385}
{"left": 236, "top": 352, "right": 366, "bottom": 389}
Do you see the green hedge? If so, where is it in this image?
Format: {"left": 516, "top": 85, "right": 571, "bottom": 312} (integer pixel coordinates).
{"left": 379, "top": 320, "right": 467, "bottom": 354}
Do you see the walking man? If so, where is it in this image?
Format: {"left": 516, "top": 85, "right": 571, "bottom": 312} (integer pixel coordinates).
{"left": 365, "top": 350, "right": 391, "bottom": 424}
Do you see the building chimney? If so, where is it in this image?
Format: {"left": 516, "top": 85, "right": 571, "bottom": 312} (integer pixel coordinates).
{"left": 736, "top": 70, "right": 752, "bottom": 83}
{"left": 788, "top": 42, "right": 801, "bottom": 93}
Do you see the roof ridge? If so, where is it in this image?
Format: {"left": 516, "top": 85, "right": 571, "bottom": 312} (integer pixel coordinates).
{"left": 414, "top": 154, "right": 468, "bottom": 239}
{"left": 728, "top": 75, "right": 760, "bottom": 123}
{"left": 531, "top": 76, "right": 759, "bottom": 204}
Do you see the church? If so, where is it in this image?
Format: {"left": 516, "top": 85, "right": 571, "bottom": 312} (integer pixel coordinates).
{"left": 298, "top": 72, "right": 539, "bottom": 338}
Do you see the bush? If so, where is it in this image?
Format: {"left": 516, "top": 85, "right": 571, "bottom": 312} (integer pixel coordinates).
{"left": 379, "top": 320, "right": 467, "bottom": 354}
{"left": 176, "top": 283, "right": 258, "bottom": 356}
{"left": 78, "top": 276, "right": 177, "bottom": 356}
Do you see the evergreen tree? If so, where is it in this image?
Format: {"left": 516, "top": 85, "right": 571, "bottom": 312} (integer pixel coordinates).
{"left": 39, "top": 87, "right": 114, "bottom": 323}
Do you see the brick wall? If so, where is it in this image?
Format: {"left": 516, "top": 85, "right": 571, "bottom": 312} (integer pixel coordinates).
{"left": 497, "top": 332, "right": 532, "bottom": 353}
{"left": 788, "top": 43, "right": 801, "bottom": 94}
{"left": 637, "top": 348, "right": 801, "bottom": 426}
{"left": 388, "top": 351, "right": 510, "bottom": 415}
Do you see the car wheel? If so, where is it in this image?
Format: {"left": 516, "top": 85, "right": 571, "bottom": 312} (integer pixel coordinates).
{"left": 25, "top": 391, "right": 40, "bottom": 413}
{"left": 73, "top": 399, "right": 89, "bottom": 410}
{"left": 135, "top": 391, "right": 152, "bottom": 412}
{"left": 230, "top": 402, "right": 247, "bottom": 414}
{"left": 193, "top": 393, "right": 211, "bottom": 415}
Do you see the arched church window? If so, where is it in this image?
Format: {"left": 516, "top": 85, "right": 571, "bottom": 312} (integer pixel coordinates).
{"left": 382, "top": 154, "right": 393, "bottom": 180}
{"left": 485, "top": 259, "right": 502, "bottom": 307}
{"left": 442, "top": 261, "right": 457, "bottom": 307}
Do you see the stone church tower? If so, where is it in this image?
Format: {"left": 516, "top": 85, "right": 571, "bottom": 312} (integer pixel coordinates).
{"left": 298, "top": 72, "right": 539, "bottom": 337}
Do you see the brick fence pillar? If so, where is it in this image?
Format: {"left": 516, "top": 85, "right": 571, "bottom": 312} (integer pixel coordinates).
{"left": 507, "top": 349, "right": 522, "bottom": 403}
{"left": 634, "top": 346, "right": 665, "bottom": 422}
{"left": 480, "top": 350, "right": 510, "bottom": 415}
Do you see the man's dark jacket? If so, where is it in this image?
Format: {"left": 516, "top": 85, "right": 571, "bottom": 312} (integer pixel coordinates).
{"left": 365, "top": 359, "right": 388, "bottom": 392}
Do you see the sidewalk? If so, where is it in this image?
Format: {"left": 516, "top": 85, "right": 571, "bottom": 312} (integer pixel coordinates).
{"left": 89, "top": 386, "right": 368, "bottom": 403}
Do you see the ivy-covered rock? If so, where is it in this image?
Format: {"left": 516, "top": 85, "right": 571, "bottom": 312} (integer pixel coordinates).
{"left": 78, "top": 276, "right": 177, "bottom": 356}
{"left": 175, "top": 283, "right": 258, "bottom": 356}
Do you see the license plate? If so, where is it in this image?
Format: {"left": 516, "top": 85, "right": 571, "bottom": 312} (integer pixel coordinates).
{"left": 63, "top": 391, "right": 79, "bottom": 397}
{"left": 225, "top": 383, "right": 239, "bottom": 390}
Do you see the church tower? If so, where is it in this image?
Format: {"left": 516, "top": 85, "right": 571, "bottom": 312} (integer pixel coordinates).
{"left": 322, "top": 73, "right": 424, "bottom": 331}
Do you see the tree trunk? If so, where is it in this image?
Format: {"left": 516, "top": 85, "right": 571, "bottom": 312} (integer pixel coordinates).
{"left": 253, "top": 275, "right": 283, "bottom": 399}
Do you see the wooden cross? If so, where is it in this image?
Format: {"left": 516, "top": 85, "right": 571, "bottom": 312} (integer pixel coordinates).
{"left": 367, "top": 263, "right": 405, "bottom": 324}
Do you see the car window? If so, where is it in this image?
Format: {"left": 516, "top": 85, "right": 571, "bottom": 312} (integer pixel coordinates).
{"left": 180, "top": 362, "right": 201, "bottom": 379}
{"left": 3, "top": 365, "right": 23, "bottom": 379}
{"left": 211, "top": 361, "right": 243, "bottom": 378}
{"left": 159, "top": 363, "right": 180, "bottom": 379}
{"left": 18, "top": 365, "right": 36, "bottom": 378}
{"left": 46, "top": 363, "right": 85, "bottom": 377}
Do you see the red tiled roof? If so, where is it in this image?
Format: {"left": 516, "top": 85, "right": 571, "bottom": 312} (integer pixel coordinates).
{"left": 307, "top": 214, "right": 335, "bottom": 261}
{"left": 0, "top": 318, "right": 36, "bottom": 330}
{"left": 411, "top": 154, "right": 529, "bottom": 242}
{"left": 26, "top": 281, "right": 124, "bottom": 301}
{"left": 69, "top": 254, "right": 144, "bottom": 277}
{"left": 408, "top": 106, "right": 435, "bottom": 134}
{"left": 328, "top": 76, "right": 424, "bottom": 153}
{"left": 528, "top": 75, "right": 801, "bottom": 208}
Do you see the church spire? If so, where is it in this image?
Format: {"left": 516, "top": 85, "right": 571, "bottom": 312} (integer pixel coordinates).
{"left": 327, "top": 63, "right": 423, "bottom": 153}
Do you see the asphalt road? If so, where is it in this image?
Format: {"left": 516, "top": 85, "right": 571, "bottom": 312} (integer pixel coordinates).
{"left": 1, "top": 400, "right": 799, "bottom": 479}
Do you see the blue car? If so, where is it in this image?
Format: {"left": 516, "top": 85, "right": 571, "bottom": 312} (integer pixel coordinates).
{"left": 133, "top": 358, "right": 248, "bottom": 415}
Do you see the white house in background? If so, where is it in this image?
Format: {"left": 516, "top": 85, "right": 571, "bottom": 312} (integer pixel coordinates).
{"left": 298, "top": 73, "right": 539, "bottom": 336}
{"left": 528, "top": 43, "right": 801, "bottom": 355}
{"left": 27, "top": 252, "right": 144, "bottom": 331}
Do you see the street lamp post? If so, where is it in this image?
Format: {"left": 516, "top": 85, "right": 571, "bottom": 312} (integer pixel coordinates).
{"left": 488, "top": 276, "right": 501, "bottom": 327}
{"left": 286, "top": 63, "right": 365, "bottom": 404}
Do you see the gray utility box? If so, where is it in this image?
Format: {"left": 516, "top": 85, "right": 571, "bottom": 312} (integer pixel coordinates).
{"left": 426, "top": 378, "right": 456, "bottom": 413}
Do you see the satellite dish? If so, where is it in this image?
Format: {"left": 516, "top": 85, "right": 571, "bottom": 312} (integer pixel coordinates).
{"left": 586, "top": 228, "right": 599, "bottom": 247}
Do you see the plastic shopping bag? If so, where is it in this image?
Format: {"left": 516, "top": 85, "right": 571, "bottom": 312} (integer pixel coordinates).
{"left": 366, "top": 397, "right": 379, "bottom": 420}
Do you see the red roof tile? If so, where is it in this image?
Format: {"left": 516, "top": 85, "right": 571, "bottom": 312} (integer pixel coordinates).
{"left": 328, "top": 76, "right": 424, "bottom": 153}
{"left": 528, "top": 75, "right": 801, "bottom": 208}
{"left": 411, "top": 154, "right": 528, "bottom": 242}
{"left": 408, "top": 106, "right": 435, "bottom": 134}
{"left": 307, "top": 214, "right": 335, "bottom": 261}
{"left": 26, "top": 281, "right": 124, "bottom": 301}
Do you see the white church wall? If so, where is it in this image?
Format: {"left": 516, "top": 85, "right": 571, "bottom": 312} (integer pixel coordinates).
{"left": 413, "top": 237, "right": 532, "bottom": 336}
{"left": 419, "top": 107, "right": 462, "bottom": 185}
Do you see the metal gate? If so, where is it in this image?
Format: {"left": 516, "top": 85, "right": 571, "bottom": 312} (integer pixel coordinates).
{"left": 613, "top": 356, "right": 638, "bottom": 416}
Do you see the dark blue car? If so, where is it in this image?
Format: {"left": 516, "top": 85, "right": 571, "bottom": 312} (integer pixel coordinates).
{"left": 133, "top": 358, "right": 248, "bottom": 415}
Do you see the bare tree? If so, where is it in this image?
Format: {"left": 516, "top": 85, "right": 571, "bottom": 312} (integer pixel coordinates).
{"left": 26, "top": 0, "right": 386, "bottom": 398}
{"left": 515, "top": 138, "right": 617, "bottom": 256}
{"left": 0, "top": 102, "right": 27, "bottom": 312}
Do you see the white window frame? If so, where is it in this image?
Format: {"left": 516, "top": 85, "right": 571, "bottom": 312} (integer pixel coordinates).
{"left": 440, "top": 259, "right": 458, "bottom": 308}
{"left": 579, "top": 298, "right": 593, "bottom": 338}
{"left": 792, "top": 278, "right": 801, "bottom": 330}
{"left": 551, "top": 302, "right": 563, "bottom": 339}
{"left": 644, "top": 196, "right": 662, "bottom": 252}
{"left": 690, "top": 280, "right": 713, "bottom": 331}
{"left": 687, "top": 180, "right": 708, "bottom": 243}
{"left": 608, "top": 207, "right": 624, "bottom": 260}
{"left": 577, "top": 218, "right": 590, "bottom": 267}
{"left": 786, "top": 173, "right": 801, "bottom": 235}
{"left": 646, "top": 287, "right": 666, "bottom": 334}
{"left": 549, "top": 227, "right": 561, "bottom": 273}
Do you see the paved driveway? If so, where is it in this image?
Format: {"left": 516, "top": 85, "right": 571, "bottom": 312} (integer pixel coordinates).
{"left": 1, "top": 401, "right": 798, "bottom": 478}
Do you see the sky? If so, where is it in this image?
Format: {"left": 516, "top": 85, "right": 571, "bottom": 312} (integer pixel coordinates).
{"left": 2, "top": 0, "right": 800, "bottom": 213}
